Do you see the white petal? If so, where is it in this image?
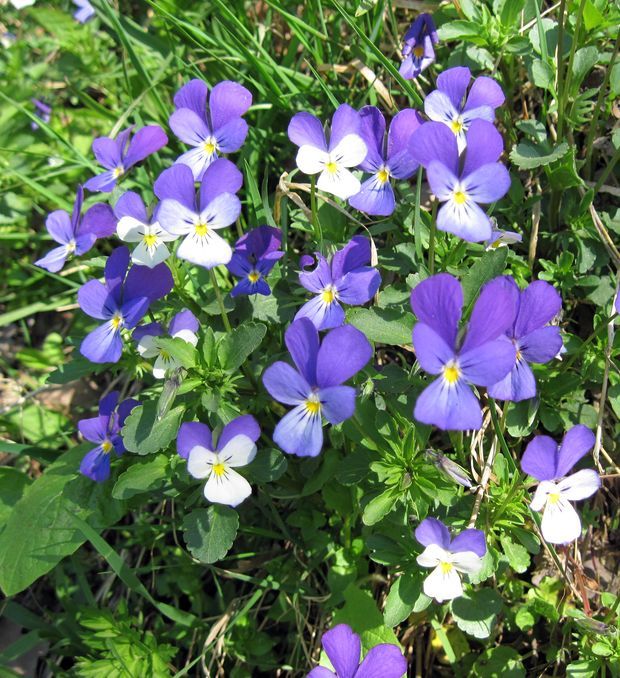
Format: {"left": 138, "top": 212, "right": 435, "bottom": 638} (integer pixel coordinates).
{"left": 137, "top": 334, "right": 159, "bottom": 358}
{"left": 152, "top": 353, "right": 180, "bottom": 379}
{"left": 117, "top": 216, "right": 147, "bottom": 242}
{"left": 416, "top": 543, "right": 451, "bottom": 568}
{"left": 175, "top": 146, "right": 212, "bottom": 180}
{"left": 204, "top": 467, "right": 252, "bottom": 507}
{"left": 200, "top": 193, "right": 241, "bottom": 230}
{"left": 157, "top": 200, "right": 198, "bottom": 236}
{"left": 132, "top": 240, "right": 170, "bottom": 268}
{"left": 541, "top": 498, "right": 582, "bottom": 544}
{"left": 330, "top": 134, "right": 368, "bottom": 168}
{"left": 177, "top": 231, "right": 232, "bottom": 268}
{"left": 424, "top": 90, "right": 458, "bottom": 124}
{"left": 218, "top": 434, "right": 257, "bottom": 468}
{"left": 295, "top": 145, "right": 328, "bottom": 175}
{"left": 530, "top": 480, "right": 556, "bottom": 511}
{"left": 172, "top": 329, "right": 198, "bottom": 346}
{"left": 151, "top": 221, "right": 178, "bottom": 243}
{"left": 423, "top": 564, "right": 464, "bottom": 603}
{"left": 187, "top": 446, "right": 217, "bottom": 479}
{"left": 450, "top": 550, "right": 484, "bottom": 575}
{"left": 317, "top": 167, "right": 361, "bottom": 200}
{"left": 557, "top": 469, "right": 600, "bottom": 501}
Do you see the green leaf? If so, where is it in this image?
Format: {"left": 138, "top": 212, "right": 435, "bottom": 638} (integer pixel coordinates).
{"left": 347, "top": 307, "right": 412, "bottom": 346}
{"left": 383, "top": 571, "right": 430, "bottom": 627}
{"left": 0, "top": 468, "right": 31, "bottom": 528}
{"left": 182, "top": 505, "right": 239, "bottom": 563}
{"left": 461, "top": 248, "right": 509, "bottom": 310}
{"left": 362, "top": 487, "right": 400, "bottom": 526}
{"left": 152, "top": 336, "right": 196, "bottom": 369}
{"left": 509, "top": 140, "right": 570, "bottom": 169}
{"left": 245, "top": 448, "right": 288, "bottom": 484}
{"left": 438, "top": 20, "right": 483, "bottom": 41}
{"left": 570, "top": 46, "right": 599, "bottom": 95}
{"left": 451, "top": 589, "right": 503, "bottom": 638}
{"left": 354, "top": 0, "right": 378, "bottom": 17}
{"left": 121, "top": 401, "right": 185, "bottom": 456}
{"left": 500, "top": 535, "right": 531, "bottom": 573}
{"left": 472, "top": 646, "right": 526, "bottom": 677}
{"left": 217, "top": 322, "right": 267, "bottom": 372}
{"left": 112, "top": 455, "right": 170, "bottom": 500}
{"left": 530, "top": 59, "right": 555, "bottom": 90}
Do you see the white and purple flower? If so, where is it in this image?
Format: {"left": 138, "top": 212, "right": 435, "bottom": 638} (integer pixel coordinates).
{"left": 227, "top": 226, "right": 284, "bottom": 297}
{"left": 72, "top": 0, "right": 95, "bottom": 23}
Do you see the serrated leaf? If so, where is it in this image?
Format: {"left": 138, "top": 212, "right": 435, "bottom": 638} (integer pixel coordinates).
{"left": 451, "top": 589, "right": 503, "bottom": 638}
{"left": 500, "top": 535, "right": 530, "bottom": 573}
{"left": 347, "top": 307, "right": 412, "bottom": 346}
{"left": 245, "top": 448, "right": 287, "bottom": 483}
{"left": 509, "top": 140, "right": 569, "bottom": 169}
{"left": 112, "top": 455, "right": 169, "bottom": 500}
{"left": 121, "top": 401, "right": 185, "bottom": 455}
{"left": 384, "top": 571, "right": 430, "bottom": 627}
{"left": 461, "top": 248, "right": 508, "bottom": 310}
{"left": 217, "top": 322, "right": 266, "bottom": 372}
{"left": 182, "top": 505, "right": 239, "bottom": 563}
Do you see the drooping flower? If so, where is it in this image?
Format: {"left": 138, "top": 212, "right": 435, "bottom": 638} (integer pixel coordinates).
{"left": 134, "top": 309, "right": 199, "bottom": 379}
{"left": 485, "top": 227, "right": 522, "bottom": 250}
{"left": 307, "top": 623, "right": 407, "bottom": 678}
{"left": 31, "top": 98, "right": 51, "bottom": 131}
{"left": 227, "top": 226, "right": 284, "bottom": 297}
{"left": 349, "top": 106, "right": 422, "bottom": 216}
{"left": 521, "top": 425, "right": 600, "bottom": 544}
{"left": 294, "top": 236, "right": 381, "bottom": 330}
{"left": 72, "top": 0, "right": 95, "bottom": 23}
{"left": 424, "top": 66, "right": 505, "bottom": 152}
{"left": 411, "top": 273, "right": 517, "bottom": 430}
{"left": 263, "top": 318, "right": 372, "bottom": 457}
{"left": 488, "top": 279, "right": 563, "bottom": 402}
{"left": 288, "top": 104, "right": 367, "bottom": 200}
{"left": 78, "top": 246, "right": 173, "bottom": 363}
{"left": 78, "top": 391, "right": 139, "bottom": 482}
{"left": 409, "top": 120, "right": 511, "bottom": 242}
{"left": 399, "top": 13, "right": 439, "bottom": 80}
{"left": 85, "top": 125, "right": 168, "bottom": 193}
{"left": 415, "top": 517, "right": 486, "bottom": 603}
{"left": 114, "top": 191, "right": 177, "bottom": 268}
{"left": 177, "top": 415, "right": 260, "bottom": 507}
{"left": 170, "top": 79, "right": 252, "bottom": 180}
{"left": 155, "top": 159, "right": 242, "bottom": 268}
{"left": 35, "top": 185, "right": 116, "bottom": 273}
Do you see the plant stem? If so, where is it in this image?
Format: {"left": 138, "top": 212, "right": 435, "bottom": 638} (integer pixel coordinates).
{"left": 428, "top": 202, "right": 437, "bottom": 274}
{"left": 555, "top": 0, "right": 568, "bottom": 140}
{"left": 209, "top": 269, "right": 232, "bottom": 333}
{"left": 559, "top": 0, "right": 587, "bottom": 133}
{"left": 310, "top": 175, "right": 323, "bottom": 252}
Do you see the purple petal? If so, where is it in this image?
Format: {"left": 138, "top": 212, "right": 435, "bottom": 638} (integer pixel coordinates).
{"left": 92, "top": 136, "right": 121, "bottom": 170}
{"left": 408, "top": 122, "right": 458, "bottom": 174}
{"left": 316, "top": 325, "right": 372, "bottom": 388}
{"left": 105, "top": 247, "right": 131, "bottom": 301}
{"left": 169, "top": 309, "right": 199, "bottom": 336}
{"left": 214, "top": 117, "right": 248, "bottom": 153}
{"left": 199, "top": 157, "right": 243, "bottom": 207}
{"left": 124, "top": 262, "right": 173, "bottom": 302}
{"left": 78, "top": 280, "right": 115, "bottom": 320}
{"left": 424, "top": 90, "right": 459, "bottom": 125}
{"left": 426, "top": 161, "right": 458, "bottom": 200}
{"left": 235, "top": 225, "right": 282, "bottom": 258}
{"left": 273, "top": 404, "right": 323, "bottom": 457}
{"left": 336, "top": 267, "right": 381, "bottom": 305}
{"left": 227, "top": 253, "right": 252, "bottom": 278}
{"left": 169, "top": 108, "right": 211, "bottom": 145}
{"left": 321, "top": 624, "right": 360, "bottom": 678}
{"left": 178, "top": 422, "right": 213, "bottom": 459}
{"left": 459, "top": 336, "right": 516, "bottom": 387}
{"left": 118, "top": 398, "right": 139, "bottom": 427}
{"left": 153, "top": 164, "right": 196, "bottom": 208}
{"left": 387, "top": 108, "right": 423, "bottom": 165}
{"left": 123, "top": 125, "right": 168, "bottom": 168}
{"left": 284, "top": 317, "right": 319, "bottom": 385}
{"left": 412, "top": 323, "right": 455, "bottom": 375}
{"left": 217, "top": 414, "right": 260, "bottom": 451}
{"left": 45, "top": 210, "right": 73, "bottom": 244}
{"left": 349, "top": 177, "right": 395, "bottom": 216}
{"left": 35, "top": 246, "right": 69, "bottom": 273}
{"left": 78, "top": 415, "right": 108, "bottom": 443}
{"left": 414, "top": 377, "right": 482, "bottom": 430}
{"left": 307, "top": 669, "right": 336, "bottom": 678}
{"left": 437, "top": 66, "right": 471, "bottom": 109}
{"left": 387, "top": 149, "right": 419, "bottom": 181}
{"left": 81, "top": 204, "right": 116, "bottom": 238}
{"left": 98, "top": 391, "right": 119, "bottom": 417}
{"left": 450, "top": 528, "right": 486, "bottom": 557}
{"left": 79, "top": 447, "right": 111, "bottom": 482}
{"left": 209, "top": 80, "right": 252, "bottom": 131}
{"left": 114, "top": 190, "right": 148, "bottom": 222}
{"left": 436, "top": 198, "right": 493, "bottom": 242}
{"left": 329, "top": 103, "right": 361, "bottom": 150}
{"left": 520, "top": 326, "right": 563, "bottom": 364}
{"left": 84, "top": 170, "right": 118, "bottom": 193}
{"left": 299, "top": 253, "right": 333, "bottom": 292}
{"left": 487, "top": 359, "right": 537, "bottom": 402}
{"left": 288, "top": 111, "right": 327, "bottom": 150}
{"left": 462, "top": 120, "right": 504, "bottom": 175}
{"left": 355, "top": 644, "right": 407, "bottom": 678}
{"left": 331, "top": 235, "right": 371, "bottom": 280}
{"left": 294, "top": 296, "right": 345, "bottom": 331}
{"left": 263, "top": 361, "right": 310, "bottom": 405}
{"left": 80, "top": 321, "right": 123, "bottom": 363}
{"left": 465, "top": 76, "right": 505, "bottom": 111}
{"left": 74, "top": 232, "right": 96, "bottom": 255}
{"left": 357, "top": 106, "right": 386, "bottom": 171}
{"left": 132, "top": 321, "right": 164, "bottom": 342}
{"left": 71, "top": 186, "right": 84, "bottom": 228}
{"left": 410, "top": 273, "right": 462, "bottom": 349}
{"left": 462, "top": 163, "right": 511, "bottom": 203}
{"left": 174, "top": 79, "right": 208, "bottom": 117}
{"left": 521, "top": 435, "right": 559, "bottom": 481}
{"left": 320, "top": 385, "right": 356, "bottom": 425}
{"left": 514, "top": 281, "right": 562, "bottom": 338}
{"left": 556, "top": 425, "right": 596, "bottom": 478}
{"left": 120, "top": 296, "right": 150, "bottom": 328}
{"left": 231, "top": 277, "right": 271, "bottom": 296}
{"left": 415, "top": 518, "right": 450, "bottom": 548}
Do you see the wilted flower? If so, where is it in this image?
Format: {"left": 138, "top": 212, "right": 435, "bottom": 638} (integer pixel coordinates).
{"left": 31, "top": 98, "right": 51, "bottom": 131}
{"left": 227, "top": 226, "right": 284, "bottom": 297}
{"left": 485, "top": 227, "right": 522, "bottom": 250}
{"left": 426, "top": 450, "right": 473, "bottom": 489}
{"left": 399, "top": 13, "right": 439, "bottom": 80}
{"left": 72, "top": 0, "right": 95, "bottom": 23}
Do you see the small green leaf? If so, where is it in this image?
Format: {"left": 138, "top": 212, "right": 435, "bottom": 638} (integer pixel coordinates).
{"left": 217, "top": 322, "right": 266, "bottom": 372}
{"left": 362, "top": 487, "right": 399, "bottom": 526}
{"left": 347, "top": 307, "right": 412, "bottom": 346}
{"left": 451, "top": 589, "right": 503, "bottom": 638}
{"left": 461, "top": 248, "right": 509, "bottom": 310}
{"left": 500, "top": 535, "right": 531, "bottom": 573}
{"left": 182, "top": 505, "right": 239, "bottom": 563}
{"left": 383, "top": 571, "right": 430, "bottom": 627}
{"left": 112, "top": 455, "right": 170, "bottom": 500}
{"left": 122, "top": 401, "right": 185, "bottom": 456}
{"left": 530, "top": 59, "right": 555, "bottom": 90}
{"left": 245, "top": 448, "right": 287, "bottom": 483}
{"left": 152, "top": 336, "right": 196, "bottom": 369}
{"left": 472, "top": 646, "right": 526, "bottom": 677}
{"left": 509, "top": 140, "right": 570, "bottom": 169}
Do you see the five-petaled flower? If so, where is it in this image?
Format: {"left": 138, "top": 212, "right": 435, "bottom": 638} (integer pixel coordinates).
{"left": 72, "top": 0, "right": 95, "bottom": 23}
{"left": 227, "top": 226, "right": 284, "bottom": 297}
{"left": 521, "top": 425, "right": 600, "bottom": 544}
{"left": 399, "top": 13, "right": 439, "bottom": 80}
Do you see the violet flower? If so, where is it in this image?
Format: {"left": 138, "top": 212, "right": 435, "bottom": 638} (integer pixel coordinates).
{"left": 424, "top": 66, "right": 505, "bottom": 151}
{"left": 85, "top": 125, "right": 168, "bottom": 193}
{"left": 263, "top": 318, "right": 372, "bottom": 457}
{"left": 288, "top": 104, "right": 367, "bottom": 200}
{"left": 295, "top": 236, "right": 381, "bottom": 330}
{"left": 409, "top": 119, "right": 511, "bottom": 242}
{"left": 488, "top": 279, "right": 563, "bottom": 402}
{"left": 77, "top": 246, "right": 173, "bottom": 363}
{"left": 522, "top": 426, "right": 600, "bottom": 544}
{"left": 170, "top": 79, "right": 252, "bottom": 180}
{"left": 72, "top": 0, "right": 95, "bottom": 23}
{"left": 415, "top": 518, "right": 486, "bottom": 603}
{"left": 227, "top": 226, "right": 284, "bottom": 297}
{"left": 307, "top": 623, "right": 406, "bottom": 678}
{"left": 411, "top": 273, "right": 518, "bottom": 430}
{"left": 349, "top": 106, "right": 422, "bottom": 216}
{"left": 31, "top": 98, "right": 51, "bottom": 131}
{"left": 399, "top": 13, "right": 439, "bottom": 80}
{"left": 35, "top": 185, "right": 116, "bottom": 273}
{"left": 78, "top": 391, "right": 139, "bottom": 482}
{"left": 155, "top": 159, "right": 242, "bottom": 268}
{"left": 485, "top": 227, "right": 522, "bottom": 250}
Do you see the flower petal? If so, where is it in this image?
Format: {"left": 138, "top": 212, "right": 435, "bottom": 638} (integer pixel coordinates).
{"left": 514, "top": 280, "right": 562, "bottom": 338}
{"left": 410, "top": 273, "right": 462, "bottom": 349}
{"left": 157, "top": 200, "right": 198, "bottom": 237}
{"left": 214, "top": 117, "right": 248, "bottom": 153}
{"left": 294, "top": 295, "right": 346, "bottom": 331}
{"left": 436, "top": 197, "right": 493, "bottom": 242}
{"left": 461, "top": 120, "right": 504, "bottom": 175}
{"left": 78, "top": 415, "right": 108, "bottom": 443}
{"left": 169, "top": 107, "right": 210, "bottom": 145}
{"left": 177, "top": 230, "right": 232, "bottom": 268}
{"left": 218, "top": 414, "right": 261, "bottom": 449}
{"left": 123, "top": 125, "right": 168, "bottom": 168}
{"left": 521, "top": 436, "right": 559, "bottom": 482}
{"left": 175, "top": 146, "right": 213, "bottom": 181}
{"left": 153, "top": 164, "right": 196, "bottom": 208}
{"left": 209, "top": 80, "right": 252, "bottom": 131}
{"left": 187, "top": 446, "right": 218, "bottom": 479}
{"left": 45, "top": 210, "right": 73, "bottom": 244}
{"left": 78, "top": 280, "right": 115, "bottom": 320}
{"left": 414, "top": 377, "right": 482, "bottom": 431}
{"left": 178, "top": 421, "right": 213, "bottom": 459}
{"left": 273, "top": 404, "right": 323, "bottom": 457}
{"left": 487, "top": 358, "right": 537, "bottom": 402}
{"left": 555, "top": 425, "right": 596, "bottom": 478}
{"left": 465, "top": 75, "right": 505, "bottom": 111}
{"left": 204, "top": 467, "right": 252, "bottom": 507}
{"left": 79, "top": 447, "right": 111, "bottom": 482}
{"left": 462, "top": 163, "right": 511, "bottom": 203}
{"left": 412, "top": 323, "right": 454, "bottom": 375}
{"left": 329, "top": 133, "right": 367, "bottom": 168}
{"left": 262, "top": 361, "right": 310, "bottom": 405}
{"left": 356, "top": 643, "right": 407, "bottom": 678}
{"left": 84, "top": 170, "right": 118, "bottom": 193}
{"left": 519, "top": 326, "right": 563, "bottom": 364}
{"left": 319, "top": 385, "right": 356, "bottom": 425}
{"left": 318, "top": 167, "right": 361, "bottom": 200}
{"left": 131, "top": 240, "right": 170, "bottom": 268}
{"left": 387, "top": 108, "right": 422, "bottom": 166}
{"left": 336, "top": 267, "right": 381, "bottom": 305}
{"left": 284, "top": 317, "right": 319, "bottom": 385}
{"left": 296, "top": 144, "right": 328, "bottom": 174}
{"left": 330, "top": 237, "right": 372, "bottom": 278}
{"left": 92, "top": 136, "right": 121, "bottom": 170}
{"left": 458, "top": 336, "right": 516, "bottom": 387}
{"left": 124, "top": 262, "right": 173, "bottom": 303}
{"left": 450, "top": 529, "right": 486, "bottom": 558}
{"left": 409, "top": 122, "right": 459, "bottom": 173}
{"left": 200, "top": 192, "right": 241, "bottom": 229}
{"left": 316, "top": 325, "right": 372, "bottom": 388}
{"left": 415, "top": 517, "right": 450, "bottom": 549}
{"left": 80, "top": 321, "right": 123, "bottom": 363}
{"left": 558, "top": 468, "right": 600, "bottom": 501}
{"left": 35, "top": 246, "right": 70, "bottom": 273}
{"left": 320, "top": 624, "right": 360, "bottom": 678}
{"left": 424, "top": 90, "right": 459, "bottom": 125}
{"left": 449, "top": 550, "right": 484, "bottom": 575}
{"left": 541, "top": 497, "right": 582, "bottom": 544}
{"left": 218, "top": 434, "right": 257, "bottom": 468}
{"left": 437, "top": 66, "right": 471, "bottom": 108}
{"left": 349, "top": 176, "right": 396, "bottom": 216}
{"left": 174, "top": 79, "right": 207, "bottom": 117}
{"left": 329, "top": 104, "right": 362, "bottom": 151}
{"left": 357, "top": 105, "right": 385, "bottom": 171}
{"left": 299, "top": 253, "right": 333, "bottom": 292}
{"left": 423, "top": 563, "right": 463, "bottom": 602}
{"left": 199, "top": 157, "right": 243, "bottom": 205}
{"left": 288, "top": 111, "right": 327, "bottom": 150}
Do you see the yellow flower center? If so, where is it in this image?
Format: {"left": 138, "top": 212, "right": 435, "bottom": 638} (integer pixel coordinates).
{"left": 160, "top": 349, "right": 171, "bottom": 361}
{"left": 212, "top": 462, "right": 226, "bottom": 477}
{"left": 248, "top": 270, "right": 261, "bottom": 283}
{"left": 516, "top": 349, "right": 522, "bottom": 361}
{"left": 143, "top": 232, "right": 158, "bottom": 248}
{"left": 101, "top": 440, "right": 113, "bottom": 454}
{"left": 377, "top": 167, "right": 390, "bottom": 184}
{"left": 113, "top": 165, "right": 124, "bottom": 179}
{"left": 440, "top": 561, "right": 453, "bottom": 574}
{"left": 450, "top": 118, "right": 464, "bottom": 134}
{"left": 203, "top": 139, "right": 217, "bottom": 155}
{"left": 111, "top": 314, "right": 123, "bottom": 330}
{"left": 321, "top": 286, "right": 337, "bottom": 304}
{"left": 66, "top": 239, "right": 76, "bottom": 253}
{"left": 413, "top": 46, "right": 425, "bottom": 58}
{"left": 195, "top": 222, "right": 209, "bottom": 237}
{"left": 443, "top": 362, "right": 461, "bottom": 384}
{"left": 325, "top": 161, "right": 338, "bottom": 174}
{"left": 548, "top": 492, "right": 561, "bottom": 505}
{"left": 305, "top": 394, "right": 321, "bottom": 415}
{"left": 453, "top": 190, "right": 467, "bottom": 205}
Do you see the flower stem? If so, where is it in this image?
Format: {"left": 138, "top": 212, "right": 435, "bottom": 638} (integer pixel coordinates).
{"left": 209, "top": 269, "right": 232, "bottom": 333}
{"left": 428, "top": 202, "right": 437, "bottom": 274}
{"left": 310, "top": 175, "right": 323, "bottom": 252}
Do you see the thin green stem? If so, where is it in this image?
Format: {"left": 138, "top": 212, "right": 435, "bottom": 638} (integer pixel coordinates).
{"left": 413, "top": 167, "right": 423, "bottom": 265}
{"left": 555, "top": 0, "right": 568, "bottom": 139}
{"left": 559, "top": 0, "right": 587, "bottom": 131}
{"left": 209, "top": 269, "right": 232, "bottom": 333}
{"left": 428, "top": 202, "right": 438, "bottom": 274}
{"left": 310, "top": 175, "right": 323, "bottom": 252}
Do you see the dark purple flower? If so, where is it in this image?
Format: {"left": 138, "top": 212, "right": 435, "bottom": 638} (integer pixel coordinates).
{"left": 78, "top": 391, "right": 139, "bottom": 482}
{"left": 411, "top": 273, "right": 518, "bottom": 430}
{"left": 155, "top": 159, "right": 242, "bottom": 268}
{"left": 227, "top": 226, "right": 284, "bottom": 297}
{"left": 409, "top": 120, "right": 511, "bottom": 242}
{"left": 424, "top": 66, "right": 505, "bottom": 151}
{"left": 263, "top": 318, "right": 372, "bottom": 457}
{"left": 307, "top": 623, "right": 406, "bottom": 678}
{"left": 77, "top": 246, "right": 173, "bottom": 363}
{"left": 349, "top": 106, "right": 422, "bottom": 216}
{"left": 399, "top": 13, "right": 439, "bottom": 80}
{"left": 170, "top": 79, "right": 252, "bottom": 180}
{"left": 85, "top": 125, "right": 168, "bottom": 193}
{"left": 31, "top": 98, "right": 51, "bottom": 131}
{"left": 35, "top": 185, "right": 116, "bottom": 273}
{"left": 294, "top": 236, "right": 381, "bottom": 330}
{"left": 73, "top": 0, "right": 95, "bottom": 23}
{"left": 488, "top": 280, "right": 562, "bottom": 402}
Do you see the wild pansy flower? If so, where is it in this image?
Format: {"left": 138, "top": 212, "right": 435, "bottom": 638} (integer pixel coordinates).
{"left": 133, "top": 309, "right": 199, "bottom": 379}
{"left": 263, "top": 318, "right": 372, "bottom": 457}
{"left": 227, "top": 226, "right": 284, "bottom": 297}
{"left": 177, "top": 415, "right": 260, "bottom": 507}
{"left": 31, "top": 98, "right": 51, "bottom": 131}
{"left": 78, "top": 391, "right": 139, "bottom": 482}
{"left": 35, "top": 185, "right": 115, "bottom": 273}
{"left": 399, "top": 13, "right": 439, "bottom": 80}
{"left": 485, "top": 227, "right": 522, "bottom": 251}
{"left": 349, "top": 106, "right": 421, "bottom": 216}
{"left": 488, "top": 279, "right": 562, "bottom": 402}
{"left": 424, "top": 66, "right": 505, "bottom": 152}
{"left": 170, "top": 79, "right": 252, "bottom": 180}
{"left": 521, "top": 425, "right": 600, "bottom": 544}
{"left": 72, "top": 0, "right": 95, "bottom": 23}
{"left": 78, "top": 246, "right": 173, "bottom": 363}
{"left": 411, "top": 273, "right": 517, "bottom": 430}
{"left": 295, "top": 236, "right": 381, "bottom": 330}
{"left": 114, "top": 191, "right": 176, "bottom": 268}
{"left": 288, "top": 104, "right": 367, "bottom": 200}
{"left": 409, "top": 120, "right": 511, "bottom": 242}
{"left": 307, "top": 623, "right": 406, "bottom": 678}
{"left": 85, "top": 125, "right": 168, "bottom": 193}
{"left": 155, "top": 159, "right": 242, "bottom": 268}
{"left": 415, "top": 517, "right": 486, "bottom": 603}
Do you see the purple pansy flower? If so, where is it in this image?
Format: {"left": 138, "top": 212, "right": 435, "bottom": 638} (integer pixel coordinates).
{"left": 485, "top": 227, "right": 522, "bottom": 250}
{"left": 415, "top": 518, "right": 486, "bottom": 602}
{"left": 349, "top": 106, "right": 422, "bottom": 216}
{"left": 409, "top": 120, "right": 511, "bottom": 242}
{"left": 31, "top": 98, "right": 51, "bottom": 131}
{"left": 78, "top": 391, "right": 139, "bottom": 482}
{"left": 35, "top": 185, "right": 115, "bottom": 273}
{"left": 227, "top": 226, "right": 284, "bottom": 297}
{"left": 307, "top": 623, "right": 406, "bottom": 678}
{"left": 170, "top": 79, "right": 252, "bottom": 181}
{"left": 411, "top": 273, "right": 518, "bottom": 431}
{"left": 521, "top": 426, "right": 600, "bottom": 544}
{"left": 488, "top": 280, "right": 563, "bottom": 402}
{"left": 288, "top": 104, "right": 367, "bottom": 200}
{"left": 155, "top": 159, "right": 242, "bottom": 268}
{"left": 294, "top": 236, "right": 381, "bottom": 330}
{"left": 177, "top": 415, "right": 260, "bottom": 507}
{"left": 263, "top": 318, "right": 372, "bottom": 457}
{"left": 399, "top": 13, "right": 439, "bottom": 80}
{"left": 72, "top": 0, "right": 95, "bottom": 23}
{"left": 78, "top": 246, "right": 173, "bottom": 363}
{"left": 84, "top": 125, "right": 168, "bottom": 193}
{"left": 424, "top": 66, "right": 505, "bottom": 151}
